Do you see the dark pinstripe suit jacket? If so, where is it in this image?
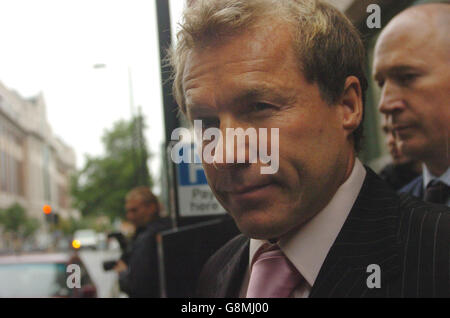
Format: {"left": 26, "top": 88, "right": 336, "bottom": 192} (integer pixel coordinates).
{"left": 196, "top": 168, "right": 450, "bottom": 297}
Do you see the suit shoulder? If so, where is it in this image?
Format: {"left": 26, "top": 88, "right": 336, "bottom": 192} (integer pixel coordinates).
{"left": 397, "top": 194, "right": 450, "bottom": 257}
{"left": 201, "top": 234, "right": 249, "bottom": 273}
{"left": 393, "top": 194, "right": 450, "bottom": 297}
{"left": 143, "top": 218, "right": 172, "bottom": 237}
{"left": 196, "top": 234, "right": 249, "bottom": 297}
{"left": 398, "top": 193, "right": 450, "bottom": 231}
{"left": 399, "top": 192, "right": 450, "bottom": 215}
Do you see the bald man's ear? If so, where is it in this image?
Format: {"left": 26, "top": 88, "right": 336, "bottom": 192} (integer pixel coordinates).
{"left": 338, "top": 76, "right": 363, "bottom": 136}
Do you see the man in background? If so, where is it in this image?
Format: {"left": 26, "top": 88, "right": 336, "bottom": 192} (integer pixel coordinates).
{"left": 114, "top": 186, "right": 171, "bottom": 297}
{"left": 379, "top": 114, "right": 421, "bottom": 190}
{"left": 374, "top": 3, "right": 450, "bottom": 206}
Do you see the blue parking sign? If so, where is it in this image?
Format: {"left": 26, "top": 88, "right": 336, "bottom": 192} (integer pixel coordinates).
{"left": 176, "top": 143, "right": 208, "bottom": 186}
{"left": 178, "top": 161, "right": 208, "bottom": 186}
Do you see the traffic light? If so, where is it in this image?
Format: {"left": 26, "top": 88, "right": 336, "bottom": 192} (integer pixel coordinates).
{"left": 44, "top": 209, "right": 59, "bottom": 225}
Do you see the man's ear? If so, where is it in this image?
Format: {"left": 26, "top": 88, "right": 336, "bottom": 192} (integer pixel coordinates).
{"left": 338, "top": 76, "right": 363, "bottom": 136}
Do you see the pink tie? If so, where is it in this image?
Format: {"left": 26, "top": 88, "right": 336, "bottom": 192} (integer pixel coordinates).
{"left": 246, "top": 244, "right": 303, "bottom": 298}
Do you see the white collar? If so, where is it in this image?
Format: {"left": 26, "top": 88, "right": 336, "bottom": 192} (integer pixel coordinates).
{"left": 249, "top": 158, "right": 366, "bottom": 287}
{"left": 422, "top": 164, "right": 450, "bottom": 189}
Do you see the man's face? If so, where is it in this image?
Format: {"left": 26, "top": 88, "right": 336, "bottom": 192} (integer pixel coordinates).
{"left": 125, "top": 198, "right": 154, "bottom": 228}
{"left": 382, "top": 115, "right": 410, "bottom": 165}
{"left": 373, "top": 17, "right": 450, "bottom": 165}
{"left": 182, "top": 22, "right": 354, "bottom": 239}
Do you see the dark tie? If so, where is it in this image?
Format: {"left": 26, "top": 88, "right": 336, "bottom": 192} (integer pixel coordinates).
{"left": 424, "top": 181, "right": 450, "bottom": 205}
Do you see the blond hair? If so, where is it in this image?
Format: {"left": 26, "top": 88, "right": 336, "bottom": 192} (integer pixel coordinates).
{"left": 126, "top": 186, "right": 160, "bottom": 214}
{"left": 170, "top": 0, "right": 367, "bottom": 151}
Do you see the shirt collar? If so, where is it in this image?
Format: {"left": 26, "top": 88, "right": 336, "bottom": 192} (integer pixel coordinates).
{"left": 248, "top": 158, "right": 366, "bottom": 287}
{"left": 422, "top": 164, "right": 450, "bottom": 189}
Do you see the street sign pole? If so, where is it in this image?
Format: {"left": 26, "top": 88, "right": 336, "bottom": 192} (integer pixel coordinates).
{"left": 156, "top": 0, "right": 181, "bottom": 227}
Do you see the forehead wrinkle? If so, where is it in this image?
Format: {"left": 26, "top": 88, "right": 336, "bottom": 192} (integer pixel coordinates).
{"left": 182, "top": 19, "right": 296, "bottom": 86}
{"left": 183, "top": 20, "right": 302, "bottom": 120}
{"left": 183, "top": 58, "right": 274, "bottom": 91}
{"left": 183, "top": 56, "right": 279, "bottom": 112}
{"left": 184, "top": 60, "right": 298, "bottom": 115}
{"left": 185, "top": 85, "right": 219, "bottom": 121}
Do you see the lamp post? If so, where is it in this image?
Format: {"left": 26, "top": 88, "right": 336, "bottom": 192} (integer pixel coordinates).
{"left": 93, "top": 64, "right": 148, "bottom": 186}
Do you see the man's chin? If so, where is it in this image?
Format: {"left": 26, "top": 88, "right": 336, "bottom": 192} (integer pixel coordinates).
{"left": 398, "top": 139, "right": 427, "bottom": 161}
{"left": 231, "top": 214, "right": 294, "bottom": 240}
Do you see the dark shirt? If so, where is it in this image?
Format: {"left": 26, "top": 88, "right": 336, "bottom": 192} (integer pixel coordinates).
{"left": 119, "top": 217, "right": 171, "bottom": 297}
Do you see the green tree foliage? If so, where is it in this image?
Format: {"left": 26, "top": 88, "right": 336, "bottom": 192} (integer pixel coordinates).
{"left": 71, "top": 114, "right": 153, "bottom": 220}
{"left": 22, "top": 218, "right": 40, "bottom": 239}
{"left": 0, "top": 203, "right": 40, "bottom": 238}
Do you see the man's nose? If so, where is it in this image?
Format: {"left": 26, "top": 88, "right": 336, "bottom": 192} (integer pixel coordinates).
{"left": 212, "top": 115, "right": 251, "bottom": 170}
{"left": 378, "top": 81, "right": 406, "bottom": 114}
{"left": 387, "top": 132, "right": 396, "bottom": 147}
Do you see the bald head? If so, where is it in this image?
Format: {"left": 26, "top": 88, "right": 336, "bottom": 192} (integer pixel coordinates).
{"left": 378, "top": 3, "right": 450, "bottom": 49}
{"left": 373, "top": 3, "right": 450, "bottom": 176}
{"left": 401, "top": 3, "right": 450, "bottom": 26}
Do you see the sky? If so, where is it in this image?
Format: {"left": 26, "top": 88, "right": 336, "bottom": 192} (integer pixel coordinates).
{"left": 0, "top": 0, "right": 185, "bottom": 195}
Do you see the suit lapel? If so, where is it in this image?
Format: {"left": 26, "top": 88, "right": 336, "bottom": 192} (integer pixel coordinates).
{"left": 215, "top": 237, "right": 250, "bottom": 297}
{"left": 310, "top": 168, "right": 403, "bottom": 297}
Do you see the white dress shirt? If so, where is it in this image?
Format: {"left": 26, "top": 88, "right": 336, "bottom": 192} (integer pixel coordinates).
{"left": 240, "top": 158, "right": 367, "bottom": 297}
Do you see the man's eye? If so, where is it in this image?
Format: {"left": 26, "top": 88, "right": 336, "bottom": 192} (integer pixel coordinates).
{"left": 376, "top": 79, "right": 385, "bottom": 87}
{"left": 250, "top": 102, "right": 275, "bottom": 112}
{"left": 396, "top": 74, "right": 417, "bottom": 85}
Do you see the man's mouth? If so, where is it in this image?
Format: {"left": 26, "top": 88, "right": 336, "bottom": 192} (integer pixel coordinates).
{"left": 393, "top": 124, "right": 410, "bottom": 130}
{"left": 226, "top": 182, "right": 276, "bottom": 202}
{"left": 393, "top": 124, "right": 415, "bottom": 136}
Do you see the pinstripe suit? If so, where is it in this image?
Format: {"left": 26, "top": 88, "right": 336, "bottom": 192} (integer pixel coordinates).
{"left": 196, "top": 168, "right": 450, "bottom": 297}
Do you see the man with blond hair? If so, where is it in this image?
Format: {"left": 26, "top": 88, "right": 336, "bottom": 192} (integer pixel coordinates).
{"left": 170, "top": 0, "right": 450, "bottom": 297}
{"left": 114, "top": 186, "right": 171, "bottom": 297}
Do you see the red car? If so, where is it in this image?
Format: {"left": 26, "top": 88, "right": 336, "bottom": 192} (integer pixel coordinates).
{"left": 0, "top": 252, "right": 97, "bottom": 298}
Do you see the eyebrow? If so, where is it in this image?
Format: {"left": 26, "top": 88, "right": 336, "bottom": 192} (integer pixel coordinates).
{"left": 231, "top": 86, "right": 294, "bottom": 106}
{"left": 187, "top": 105, "right": 216, "bottom": 121}
{"left": 374, "top": 65, "right": 423, "bottom": 81}
{"left": 187, "top": 85, "right": 295, "bottom": 120}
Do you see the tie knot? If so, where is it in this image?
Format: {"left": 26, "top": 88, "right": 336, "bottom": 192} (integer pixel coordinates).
{"left": 251, "top": 243, "right": 280, "bottom": 265}
{"left": 246, "top": 244, "right": 303, "bottom": 298}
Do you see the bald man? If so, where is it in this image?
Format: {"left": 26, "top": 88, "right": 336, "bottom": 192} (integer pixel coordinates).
{"left": 373, "top": 3, "right": 450, "bottom": 206}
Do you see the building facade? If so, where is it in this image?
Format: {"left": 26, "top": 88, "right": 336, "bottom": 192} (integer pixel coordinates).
{"left": 0, "top": 81, "right": 77, "bottom": 223}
